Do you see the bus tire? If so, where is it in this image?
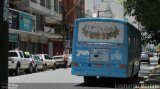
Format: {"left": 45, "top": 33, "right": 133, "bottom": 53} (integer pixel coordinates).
{"left": 83, "top": 76, "right": 97, "bottom": 84}
{"left": 132, "top": 62, "right": 139, "bottom": 78}
{"left": 133, "top": 72, "right": 139, "bottom": 78}
{"left": 131, "top": 63, "right": 135, "bottom": 78}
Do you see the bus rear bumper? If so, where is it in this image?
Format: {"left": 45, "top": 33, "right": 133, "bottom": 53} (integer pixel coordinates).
{"left": 72, "top": 70, "right": 128, "bottom": 78}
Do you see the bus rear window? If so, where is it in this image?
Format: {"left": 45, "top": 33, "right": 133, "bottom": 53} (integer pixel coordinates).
{"left": 78, "top": 21, "right": 124, "bottom": 43}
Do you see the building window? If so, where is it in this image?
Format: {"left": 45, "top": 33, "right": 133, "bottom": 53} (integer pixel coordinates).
{"left": 59, "top": 1, "right": 62, "bottom": 14}
{"left": 46, "top": 0, "right": 51, "bottom": 9}
{"left": 31, "top": 0, "right": 36, "bottom": 3}
{"left": 54, "top": 0, "right": 58, "bottom": 12}
{"left": 40, "top": 0, "right": 45, "bottom": 6}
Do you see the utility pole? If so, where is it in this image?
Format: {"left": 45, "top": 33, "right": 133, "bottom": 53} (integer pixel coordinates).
{"left": 0, "top": 0, "right": 8, "bottom": 88}
{"left": 61, "top": 0, "right": 67, "bottom": 52}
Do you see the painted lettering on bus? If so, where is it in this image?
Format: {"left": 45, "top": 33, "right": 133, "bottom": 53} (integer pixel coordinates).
{"left": 76, "top": 50, "right": 89, "bottom": 56}
{"left": 111, "top": 51, "right": 122, "bottom": 60}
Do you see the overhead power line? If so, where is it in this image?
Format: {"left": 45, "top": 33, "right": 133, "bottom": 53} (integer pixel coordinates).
{"left": 65, "top": 0, "right": 81, "bottom": 17}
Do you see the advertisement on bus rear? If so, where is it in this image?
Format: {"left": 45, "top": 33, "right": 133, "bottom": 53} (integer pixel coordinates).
{"left": 78, "top": 21, "right": 124, "bottom": 43}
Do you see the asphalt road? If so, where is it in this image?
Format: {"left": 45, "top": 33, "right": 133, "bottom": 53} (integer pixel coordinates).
{"left": 8, "top": 56, "right": 159, "bottom": 89}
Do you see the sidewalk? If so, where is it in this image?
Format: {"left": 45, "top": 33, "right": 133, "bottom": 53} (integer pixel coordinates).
{"left": 139, "top": 64, "right": 160, "bottom": 89}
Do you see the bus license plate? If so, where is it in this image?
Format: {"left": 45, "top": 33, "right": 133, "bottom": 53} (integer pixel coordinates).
{"left": 95, "top": 64, "right": 104, "bottom": 68}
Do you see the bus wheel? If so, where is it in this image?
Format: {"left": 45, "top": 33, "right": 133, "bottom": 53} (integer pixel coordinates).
{"left": 133, "top": 72, "right": 139, "bottom": 78}
{"left": 83, "top": 76, "right": 97, "bottom": 84}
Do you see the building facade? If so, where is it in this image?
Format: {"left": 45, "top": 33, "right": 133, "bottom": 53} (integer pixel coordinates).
{"left": 9, "top": 0, "right": 60, "bottom": 56}
{"left": 62, "top": 0, "right": 85, "bottom": 53}
{"left": 9, "top": 0, "right": 85, "bottom": 56}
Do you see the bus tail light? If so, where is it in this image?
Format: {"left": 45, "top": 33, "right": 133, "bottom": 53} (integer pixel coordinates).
{"left": 120, "top": 64, "right": 126, "bottom": 69}
{"left": 73, "top": 63, "right": 79, "bottom": 67}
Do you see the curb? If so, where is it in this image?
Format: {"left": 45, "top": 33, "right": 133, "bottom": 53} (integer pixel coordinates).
{"left": 150, "top": 64, "right": 160, "bottom": 73}
{"left": 155, "top": 64, "right": 160, "bottom": 69}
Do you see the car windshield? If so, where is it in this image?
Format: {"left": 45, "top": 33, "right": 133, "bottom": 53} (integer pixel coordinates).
{"left": 8, "top": 52, "right": 18, "bottom": 57}
{"left": 141, "top": 53, "right": 148, "bottom": 58}
{"left": 36, "top": 55, "right": 43, "bottom": 59}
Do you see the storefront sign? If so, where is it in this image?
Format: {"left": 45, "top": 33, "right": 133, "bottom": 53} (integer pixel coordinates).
{"left": 9, "top": 33, "right": 18, "bottom": 42}
{"left": 19, "top": 34, "right": 30, "bottom": 42}
{"left": 19, "top": 12, "right": 33, "bottom": 32}
{"left": 30, "top": 35, "right": 39, "bottom": 43}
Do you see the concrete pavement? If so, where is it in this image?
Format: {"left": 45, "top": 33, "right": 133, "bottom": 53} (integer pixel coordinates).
{"left": 139, "top": 64, "right": 160, "bottom": 89}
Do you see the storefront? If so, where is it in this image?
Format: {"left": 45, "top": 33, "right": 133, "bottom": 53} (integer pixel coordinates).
{"left": 39, "top": 36, "right": 48, "bottom": 54}
{"left": 49, "top": 38, "right": 63, "bottom": 56}
{"left": 9, "top": 33, "right": 19, "bottom": 50}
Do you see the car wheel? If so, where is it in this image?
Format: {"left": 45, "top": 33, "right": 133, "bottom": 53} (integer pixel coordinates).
{"left": 41, "top": 65, "right": 44, "bottom": 71}
{"left": 15, "top": 65, "right": 20, "bottom": 75}
{"left": 9, "top": 70, "right": 14, "bottom": 76}
{"left": 34, "top": 66, "right": 38, "bottom": 72}
{"left": 133, "top": 72, "right": 139, "bottom": 78}
{"left": 27, "top": 64, "right": 33, "bottom": 73}
{"left": 44, "top": 64, "right": 47, "bottom": 71}
{"left": 52, "top": 64, "right": 56, "bottom": 70}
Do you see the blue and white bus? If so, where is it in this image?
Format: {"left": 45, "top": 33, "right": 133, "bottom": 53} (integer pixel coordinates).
{"left": 71, "top": 18, "right": 142, "bottom": 83}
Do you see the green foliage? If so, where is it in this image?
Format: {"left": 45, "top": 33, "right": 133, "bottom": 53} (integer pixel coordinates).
{"left": 124, "top": 0, "right": 160, "bottom": 45}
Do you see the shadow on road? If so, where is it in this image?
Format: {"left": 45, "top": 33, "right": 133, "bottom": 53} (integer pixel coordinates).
{"left": 75, "top": 77, "right": 145, "bottom": 88}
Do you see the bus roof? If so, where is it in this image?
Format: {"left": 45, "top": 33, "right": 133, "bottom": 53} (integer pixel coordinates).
{"left": 75, "top": 18, "right": 128, "bottom": 24}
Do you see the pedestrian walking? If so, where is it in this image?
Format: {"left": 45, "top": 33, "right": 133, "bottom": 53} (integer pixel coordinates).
{"left": 63, "top": 52, "right": 69, "bottom": 68}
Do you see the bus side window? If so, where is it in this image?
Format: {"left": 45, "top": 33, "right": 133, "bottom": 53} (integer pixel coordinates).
{"left": 128, "top": 38, "right": 130, "bottom": 47}
{"left": 134, "top": 38, "right": 136, "bottom": 48}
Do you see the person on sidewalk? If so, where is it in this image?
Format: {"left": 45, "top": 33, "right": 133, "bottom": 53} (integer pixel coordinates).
{"left": 63, "top": 52, "right": 69, "bottom": 68}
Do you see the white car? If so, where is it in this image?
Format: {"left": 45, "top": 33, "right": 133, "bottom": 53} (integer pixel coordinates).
{"left": 52, "top": 55, "right": 65, "bottom": 68}
{"left": 140, "top": 53, "right": 150, "bottom": 64}
{"left": 36, "top": 54, "right": 56, "bottom": 70}
{"left": 8, "top": 50, "right": 35, "bottom": 75}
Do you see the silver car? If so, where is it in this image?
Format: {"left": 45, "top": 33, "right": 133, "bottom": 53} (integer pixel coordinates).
{"left": 30, "top": 55, "right": 44, "bottom": 72}
{"left": 36, "top": 54, "right": 56, "bottom": 70}
{"left": 140, "top": 53, "right": 150, "bottom": 64}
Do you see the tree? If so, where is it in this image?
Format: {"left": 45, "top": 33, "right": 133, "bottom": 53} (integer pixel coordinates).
{"left": 124, "top": 0, "right": 160, "bottom": 45}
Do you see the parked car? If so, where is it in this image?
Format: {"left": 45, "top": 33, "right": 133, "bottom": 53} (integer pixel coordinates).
{"left": 140, "top": 53, "right": 150, "bottom": 64}
{"left": 52, "top": 55, "right": 65, "bottom": 68}
{"left": 36, "top": 54, "right": 56, "bottom": 70}
{"left": 8, "top": 50, "right": 34, "bottom": 75}
{"left": 30, "top": 55, "right": 44, "bottom": 72}
{"left": 143, "top": 51, "right": 154, "bottom": 57}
